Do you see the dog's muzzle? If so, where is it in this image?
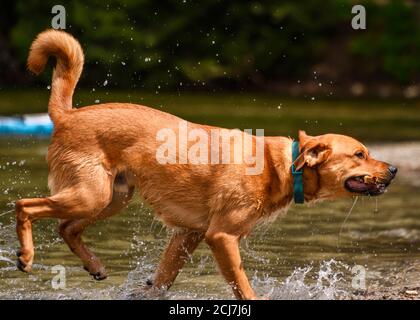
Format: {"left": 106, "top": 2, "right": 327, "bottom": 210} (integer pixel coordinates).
{"left": 344, "top": 165, "right": 398, "bottom": 196}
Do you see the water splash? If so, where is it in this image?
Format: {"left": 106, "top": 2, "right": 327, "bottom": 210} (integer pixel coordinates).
{"left": 0, "top": 209, "right": 14, "bottom": 218}
{"left": 242, "top": 238, "right": 270, "bottom": 265}
{"left": 118, "top": 254, "right": 160, "bottom": 299}
{"left": 252, "top": 260, "right": 350, "bottom": 300}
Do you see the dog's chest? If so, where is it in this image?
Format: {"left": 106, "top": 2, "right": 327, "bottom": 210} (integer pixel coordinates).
{"left": 261, "top": 201, "right": 291, "bottom": 224}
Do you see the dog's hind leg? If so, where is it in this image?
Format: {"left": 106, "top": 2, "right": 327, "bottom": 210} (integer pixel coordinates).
{"left": 152, "top": 230, "right": 204, "bottom": 290}
{"left": 16, "top": 168, "right": 114, "bottom": 273}
{"left": 58, "top": 180, "right": 134, "bottom": 280}
{"left": 58, "top": 218, "right": 106, "bottom": 279}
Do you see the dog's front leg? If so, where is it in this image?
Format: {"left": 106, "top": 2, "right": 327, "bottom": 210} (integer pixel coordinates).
{"left": 152, "top": 230, "right": 204, "bottom": 290}
{"left": 205, "top": 210, "right": 259, "bottom": 300}
{"left": 205, "top": 231, "right": 256, "bottom": 299}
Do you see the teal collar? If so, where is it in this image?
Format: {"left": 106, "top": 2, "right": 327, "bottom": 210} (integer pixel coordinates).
{"left": 291, "top": 141, "right": 304, "bottom": 204}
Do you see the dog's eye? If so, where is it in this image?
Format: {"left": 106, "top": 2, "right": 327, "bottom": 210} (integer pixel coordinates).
{"left": 355, "top": 151, "right": 365, "bottom": 159}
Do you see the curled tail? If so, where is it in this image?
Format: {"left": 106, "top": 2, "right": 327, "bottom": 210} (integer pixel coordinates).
{"left": 27, "top": 29, "right": 84, "bottom": 123}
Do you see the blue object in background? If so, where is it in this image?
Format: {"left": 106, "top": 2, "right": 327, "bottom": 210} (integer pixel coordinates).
{"left": 0, "top": 113, "right": 53, "bottom": 136}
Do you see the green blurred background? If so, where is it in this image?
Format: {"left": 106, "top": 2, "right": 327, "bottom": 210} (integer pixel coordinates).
{"left": 1, "top": 0, "right": 419, "bottom": 91}
{"left": 0, "top": 0, "right": 419, "bottom": 141}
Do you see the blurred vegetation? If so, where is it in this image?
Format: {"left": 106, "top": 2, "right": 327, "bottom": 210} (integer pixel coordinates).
{"left": 0, "top": 0, "right": 419, "bottom": 90}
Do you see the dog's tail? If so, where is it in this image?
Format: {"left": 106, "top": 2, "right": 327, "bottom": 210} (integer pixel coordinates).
{"left": 27, "top": 29, "right": 84, "bottom": 123}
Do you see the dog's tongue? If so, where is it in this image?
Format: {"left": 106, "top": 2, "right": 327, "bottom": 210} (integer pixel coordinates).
{"left": 346, "top": 176, "right": 380, "bottom": 193}
{"left": 346, "top": 178, "right": 366, "bottom": 190}
{"left": 346, "top": 176, "right": 378, "bottom": 192}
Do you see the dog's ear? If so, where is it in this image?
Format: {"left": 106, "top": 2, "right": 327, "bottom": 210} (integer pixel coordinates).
{"left": 298, "top": 130, "right": 312, "bottom": 145}
{"left": 295, "top": 139, "right": 331, "bottom": 171}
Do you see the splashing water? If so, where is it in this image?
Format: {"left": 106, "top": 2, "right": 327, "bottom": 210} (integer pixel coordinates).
{"left": 252, "top": 260, "right": 350, "bottom": 300}
{"left": 118, "top": 254, "right": 158, "bottom": 299}
{"left": 116, "top": 258, "right": 353, "bottom": 300}
{"left": 0, "top": 209, "right": 14, "bottom": 218}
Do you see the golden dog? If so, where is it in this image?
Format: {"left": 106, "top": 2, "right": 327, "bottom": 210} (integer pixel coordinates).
{"left": 15, "top": 30, "right": 397, "bottom": 299}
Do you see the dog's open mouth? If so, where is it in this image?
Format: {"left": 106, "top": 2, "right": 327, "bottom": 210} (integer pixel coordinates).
{"left": 344, "top": 175, "right": 389, "bottom": 196}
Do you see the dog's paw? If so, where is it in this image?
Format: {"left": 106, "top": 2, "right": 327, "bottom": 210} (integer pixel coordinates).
{"left": 17, "top": 256, "right": 32, "bottom": 273}
{"left": 16, "top": 250, "right": 33, "bottom": 273}
{"left": 91, "top": 271, "right": 107, "bottom": 281}
{"left": 84, "top": 265, "right": 108, "bottom": 280}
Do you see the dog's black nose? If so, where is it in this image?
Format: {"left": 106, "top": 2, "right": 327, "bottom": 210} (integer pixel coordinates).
{"left": 388, "top": 166, "right": 398, "bottom": 175}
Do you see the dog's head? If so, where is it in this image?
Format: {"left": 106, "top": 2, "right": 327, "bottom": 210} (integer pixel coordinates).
{"left": 295, "top": 130, "right": 397, "bottom": 199}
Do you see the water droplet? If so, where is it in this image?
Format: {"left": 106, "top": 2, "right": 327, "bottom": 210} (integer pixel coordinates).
{"left": 374, "top": 199, "right": 379, "bottom": 214}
